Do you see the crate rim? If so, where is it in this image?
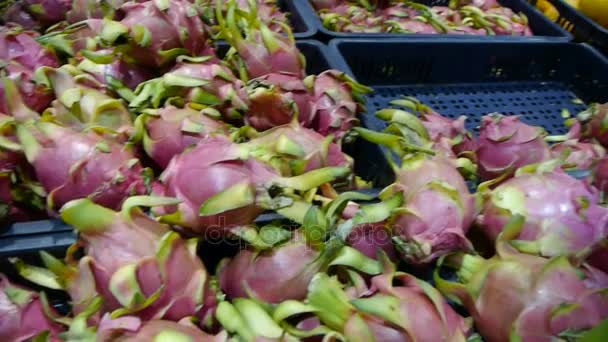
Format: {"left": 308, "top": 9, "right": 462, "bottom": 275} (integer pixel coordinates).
{"left": 327, "top": 38, "right": 608, "bottom": 82}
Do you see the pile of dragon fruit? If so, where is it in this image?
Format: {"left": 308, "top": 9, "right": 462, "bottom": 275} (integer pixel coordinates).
{"left": 1, "top": 0, "right": 607, "bottom": 341}
{"left": 311, "top": 0, "right": 533, "bottom": 35}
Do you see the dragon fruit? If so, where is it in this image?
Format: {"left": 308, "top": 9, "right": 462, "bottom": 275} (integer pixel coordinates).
{"left": 305, "top": 70, "right": 372, "bottom": 140}
{"left": 593, "top": 157, "right": 608, "bottom": 194}
{"left": 74, "top": 50, "right": 154, "bottom": 101}
{"left": 242, "top": 119, "right": 352, "bottom": 175}
{"left": 0, "top": 274, "right": 64, "bottom": 341}
{"left": 0, "top": 115, "right": 46, "bottom": 222}
{"left": 390, "top": 155, "right": 476, "bottom": 263}
{"left": 276, "top": 257, "right": 470, "bottom": 341}
{"left": 15, "top": 121, "right": 147, "bottom": 211}
{"left": 220, "top": 1, "right": 305, "bottom": 80}
{"left": 552, "top": 139, "right": 606, "bottom": 171}
{"left": 3, "top": 0, "right": 71, "bottom": 28}
{"left": 436, "top": 218, "right": 608, "bottom": 342}
{"left": 15, "top": 197, "right": 214, "bottom": 323}
{"left": 575, "top": 103, "right": 608, "bottom": 148}
{"left": 152, "top": 135, "right": 350, "bottom": 236}
{"left": 320, "top": 5, "right": 385, "bottom": 33}
{"left": 0, "top": 26, "right": 59, "bottom": 116}
{"left": 35, "top": 65, "right": 134, "bottom": 138}
{"left": 477, "top": 114, "right": 551, "bottom": 181}
{"left": 245, "top": 72, "right": 312, "bottom": 131}
{"left": 219, "top": 231, "right": 322, "bottom": 304}
{"left": 130, "top": 56, "right": 249, "bottom": 121}
{"left": 477, "top": 164, "right": 608, "bottom": 258}
{"left": 2, "top": 3, "right": 40, "bottom": 30}
{"left": 133, "top": 104, "right": 229, "bottom": 169}
{"left": 35, "top": 19, "right": 106, "bottom": 57}
{"left": 95, "top": 0, "right": 211, "bottom": 68}
{"left": 97, "top": 314, "right": 227, "bottom": 341}
{"left": 201, "top": 0, "right": 288, "bottom": 34}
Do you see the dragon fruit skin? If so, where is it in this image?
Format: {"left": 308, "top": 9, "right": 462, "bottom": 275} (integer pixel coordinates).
{"left": 153, "top": 136, "right": 350, "bottom": 236}
{"left": 292, "top": 262, "right": 470, "bottom": 341}
{"left": 419, "top": 110, "right": 476, "bottom": 156}
{"left": 57, "top": 197, "right": 213, "bottom": 321}
{"left": 389, "top": 156, "right": 476, "bottom": 263}
{"left": 245, "top": 72, "right": 312, "bottom": 131}
{"left": 221, "top": 3, "right": 305, "bottom": 80}
{"left": 306, "top": 70, "right": 372, "bottom": 139}
{"left": 135, "top": 105, "right": 229, "bottom": 169}
{"left": 152, "top": 136, "right": 276, "bottom": 235}
{"left": 477, "top": 114, "right": 551, "bottom": 181}
{"left": 552, "top": 139, "right": 606, "bottom": 170}
{"left": 76, "top": 52, "right": 155, "bottom": 92}
{"left": 0, "top": 27, "right": 59, "bottom": 115}
{"left": 593, "top": 157, "right": 608, "bottom": 193}
{"left": 17, "top": 0, "right": 71, "bottom": 27}
{"left": 244, "top": 120, "right": 353, "bottom": 175}
{"left": 97, "top": 314, "right": 227, "bottom": 342}
{"left": 130, "top": 56, "right": 249, "bottom": 120}
{"left": 219, "top": 232, "right": 321, "bottom": 304}
{"left": 1, "top": 62, "right": 54, "bottom": 117}
{"left": 437, "top": 242, "right": 608, "bottom": 342}
{"left": 341, "top": 202, "right": 397, "bottom": 260}
{"left": 577, "top": 103, "right": 608, "bottom": 148}
{"left": 477, "top": 168, "right": 608, "bottom": 257}
{"left": 15, "top": 121, "right": 146, "bottom": 211}
{"left": 0, "top": 274, "right": 64, "bottom": 341}
{"left": 118, "top": 0, "right": 210, "bottom": 68}
{"left": 0, "top": 26, "right": 59, "bottom": 71}
{"left": 35, "top": 66, "right": 134, "bottom": 138}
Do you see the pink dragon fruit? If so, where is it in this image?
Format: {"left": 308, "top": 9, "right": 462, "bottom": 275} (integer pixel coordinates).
{"left": 305, "top": 70, "right": 372, "bottom": 140}
{"left": 35, "top": 19, "right": 106, "bottom": 57}
{"left": 0, "top": 274, "right": 64, "bottom": 341}
{"left": 245, "top": 72, "right": 312, "bottom": 131}
{"left": 320, "top": 5, "right": 385, "bottom": 33}
{"left": 75, "top": 50, "right": 154, "bottom": 99}
{"left": 477, "top": 114, "right": 551, "bottom": 180}
{"left": 97, "top": 314, "right": 227, "bottom": 341}
{"left": 15, "top": 121, "right": 147, "bottom": 211}
{"left": 552, "top": 139, "right": 606, "bottom": 170}
{"left": 310, "top": 0, "right": 344, "bottom": 10}
{"left": 0, "top": 26, "right": 59, "bottom": 71}
{"left": 65, "top": 0, "right": 137, "bottom": 23}
{"left": 133, "top": 104, "right": 229, "bottom": 169}
{"left": 575, "top": 103, "right": 608, "bottom": 148}
{"left": 108, "top": 0, "right": 210, "bottom": 68}
{"left": 35, "top": 65, "right": 134, "bottom": 139}
{"left": 219, "top": 231, "right": 322, "bottom": 304}
{"left": 2, "top": 2, "right": 40, "bottom": 30}
{"left": 152, "top": 135, "right": 350, "bottom": 236}
{"left": 4, "top": 0, "right": 71, "bottom": 28}
{"left": 243, "top": 119, "right": 352, "bottom": 175}
{"left": 450, "top": 0, "right": 499, "bottom": 10}
{"left": 484, "top": 7, "right": 532, "bottom": 36}
{"left": 593, "top": 157, "right": 608, "bottom": 193}
{"left": 436, "top": 219, "right": 608, "bottom": 342}
{"left": 0, "top": 26, "right": 59, "bottom": 116}
{"left": 477, "top": 164, "right": 608, "bottom": 258}
{"left": 130, "top": 56, "right": 249, "bottom": 121}
{"left": 220, "top": 2, "right": 305, "bottom": 80}
{"left": 15, "top": 197, "right": 215, "bottom": 323}
{"left": 0, "top": 114, "right": 46, "bottom": 222}
{"left": 276, "top": 258, "right": 470, "bottom": 341}
{"left": 390, "top": 155, "right": 476, "bottom": 263}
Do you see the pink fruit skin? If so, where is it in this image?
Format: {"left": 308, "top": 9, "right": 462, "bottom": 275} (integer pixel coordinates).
{"left": 0, "top": 275, "right": 64, "bottom": 341}
{"left": 478, "top": 169, "right": 608, "bottom": 257}
{"left": 152, "top": 136, "right": 276, "bottom": 235}
{"left": 26, "top": 125, "right": 146, "bottom": 211}
{"left": 119, "top": 0, "right": 209, "bottom": 67}
{"left": 552, "top": 140, "right": 606, "bottom": 170}
{"left": 245, "top": 72, "right": 312, "bottom": 131}
{"left": 143, "top": 105, "right": 228, "bottom": 169}
{"left": 593, "top": 157, "right": 608, "bottom": 193}
{"left": 219, "top": 233, "right": 320, "bottom": 304}
{"left": 454, "top": 254, "right": 608, "bottom": 342}
{"left": 307, "top": 71, "right": 361, "bottom": 139}
{"left": 477, "top": 114, "right": 551, "bottom": 180}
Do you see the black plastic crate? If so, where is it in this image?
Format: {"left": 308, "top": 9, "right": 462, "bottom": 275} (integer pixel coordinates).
{"left": 0, "top": 40, "right": 388, "bottom": 257}
{"left": 279, "top": 0, "right": 318, "bottom": 39}
{"left": 527, "top": 0, "right": 608, "bottom": 55}
{"left": 301, "top": 0, "right": 572, "bottom": 41}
